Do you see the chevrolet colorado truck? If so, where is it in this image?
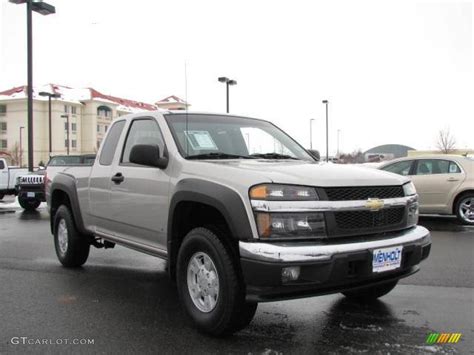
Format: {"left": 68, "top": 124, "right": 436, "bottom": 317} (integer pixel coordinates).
{"left": 47, "top": 112, "right": 431, "bottom": 336}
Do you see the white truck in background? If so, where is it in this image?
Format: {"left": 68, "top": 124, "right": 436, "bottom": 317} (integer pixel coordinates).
{"left": 0, "top": 157, "right": 28, "bottom": 201}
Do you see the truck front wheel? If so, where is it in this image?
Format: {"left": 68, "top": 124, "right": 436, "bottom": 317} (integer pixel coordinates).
{"left": 53, "top": 205, "right": 90, "bottom": 267}
{"left": 18, "top": 195, "right": 41, "bottom": 211}
{"left": 176, "top": 227, "right": 257, "bottom": 336}
{"left": 342, "top": 280, "right": 398, "bottom": 302}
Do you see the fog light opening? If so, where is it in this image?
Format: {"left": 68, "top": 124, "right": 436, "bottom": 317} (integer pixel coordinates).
{"left": 282, "top": 266, "right": 301, "bottom": 283}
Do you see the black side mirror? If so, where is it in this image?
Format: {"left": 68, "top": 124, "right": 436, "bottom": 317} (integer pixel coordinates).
{"left": 308, "top": 149, "right": 320, "bottom": 161}
{"left": 129, "top": 144, "right": 168, "bottom": 169}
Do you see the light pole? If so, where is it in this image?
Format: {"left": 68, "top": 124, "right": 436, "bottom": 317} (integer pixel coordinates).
{"left": 309, "top": 118, "right": 316, "bottom": 150}
{"left": 39, "top": 91, "right": 61, "bottom": 157}
{"left": 218, "top": 77, "right": 237, "bottom": 113}
{"left": 322, "top": 100, "right": 329, "bottom": 162}
{"left": 9, "top": 0, "right": 56, "bottom": 171}
{"left": 19, "top": 126, "right": 25, "bottom": 167}
{"left": 337, "top": 129, "right": 341, "bottom": 157}
{"left": 61, "top": 114, "right": 69, "bottom": 155}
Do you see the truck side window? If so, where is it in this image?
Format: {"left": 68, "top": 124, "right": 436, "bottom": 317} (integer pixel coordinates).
{"left": 99, "top": 120, "right": 126, "bottom": 166}
{"left": 0, "top": 160, "right": 4, "bottom": 170}
{"left": 121, "top": 119, "right": 165, "bottom": 164}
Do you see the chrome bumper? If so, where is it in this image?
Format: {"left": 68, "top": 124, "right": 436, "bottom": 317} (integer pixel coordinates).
{"left": 239, "top": 226, "right": 431, "bottom": 263}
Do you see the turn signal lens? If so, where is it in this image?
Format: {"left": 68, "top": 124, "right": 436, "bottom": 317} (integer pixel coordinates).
{"left": 250, "top": 184, "right": 319, "bottom": 201}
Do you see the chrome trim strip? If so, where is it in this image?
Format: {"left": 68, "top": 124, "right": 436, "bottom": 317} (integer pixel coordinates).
{"left": 239, "top": 225, "right": 430, "bottom": 263}
{"left": 251, "top": 196, "right": 416, "bottom": 212}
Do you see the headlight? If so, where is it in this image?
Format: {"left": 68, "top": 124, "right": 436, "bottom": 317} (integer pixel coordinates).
{"left": 403, "top": 182, "right": 416, "bottom": 196}
{"left": 249, "top": 184, "right": 319, "bottom": 201}
{"left": 250, "top": 184, "right": 326, "bottom": 239}
{"left": 255, "top": 212, "right": 326, "bottom": 239}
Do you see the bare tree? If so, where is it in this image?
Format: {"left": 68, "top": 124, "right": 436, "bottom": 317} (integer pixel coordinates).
{"left": 436, "top": 128, "right": 456, "bottom": 154}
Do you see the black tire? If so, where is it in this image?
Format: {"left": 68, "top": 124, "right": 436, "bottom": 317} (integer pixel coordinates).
{"left": 176, "top": 227, "right": 257, "bottom": 336}
{"left": 0, "top": 193, "right": 4, "bottom": 200}
{"left": 18, "top": 195, "right": 41, "bottom": 211}
{"left": 455, "top": 193, "right": 474, "bottom": 225}
{"left": 342, "top": 280, "right": 398, "bottom": 302}
{"left": 53, "top": 205, "right": 90, "bottom": 267}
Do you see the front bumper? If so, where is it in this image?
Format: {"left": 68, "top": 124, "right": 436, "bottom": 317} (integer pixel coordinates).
{"left": 239, "top": 225, "right": 431, "bottom": 302}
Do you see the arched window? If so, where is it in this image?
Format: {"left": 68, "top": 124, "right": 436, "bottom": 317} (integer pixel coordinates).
{"left": 97, "top": 105, "right": 112, "bottom": 118}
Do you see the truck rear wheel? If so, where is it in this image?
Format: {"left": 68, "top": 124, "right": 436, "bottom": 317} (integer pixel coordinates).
{"left": 53, "top": 205, "right": 90, "bottom": 267}
{"left": 18, "top": 195, "right": 41, "bottom": 211}
{"left": 342, "top": 280, "right": 398, "bottom": 302}
{"left": 0, "top": 193, "right": 4, "bottom": 200}
{"left": 176, "top": 227, "right": 257, "bottom": 336}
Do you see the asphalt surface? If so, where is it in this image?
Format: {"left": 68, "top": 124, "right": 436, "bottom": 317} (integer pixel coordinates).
{"left": 0, "top": 197, "right": 473, "bottom": 354}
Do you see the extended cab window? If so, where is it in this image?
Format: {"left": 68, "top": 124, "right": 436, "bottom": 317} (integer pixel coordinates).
{"left": 99, "top": 120, "right": 125, "bottom": 166}
{"left": 121, "top": 119, "right": 165, "bottom": 164}
{"left": 415, "top": 159, "right": 457, "bottom": 175}
{"left": 0, "top": 160, "right": 4, "bottom": 170}
{"left": 382, "top": 160, "right": 413, "bottom": 176}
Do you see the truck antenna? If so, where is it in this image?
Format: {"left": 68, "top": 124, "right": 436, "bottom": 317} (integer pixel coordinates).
{"left": 185, "top": 60, "right": 189, "bottom": 156}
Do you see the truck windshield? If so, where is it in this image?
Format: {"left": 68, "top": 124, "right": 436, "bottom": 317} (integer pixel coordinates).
{"left": 164, "top": 114, "right": 315, "bottom": 161}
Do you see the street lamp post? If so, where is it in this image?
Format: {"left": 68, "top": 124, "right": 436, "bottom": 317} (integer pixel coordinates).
{"left": 218, "top": 77, "right": 237, "bottom": 113}
{"left": 39, "top": 91, "right": 61, "bottom": 157}
{"left": 19, "top": 126, "right": 25, "bottom": 167}
{"left": 337, "top": 129, "right": 341, "bottom": 157}
{"left": 309, "top": 118, "right": 316, "bottom": 150}
{"left": 9, "top": 0, "right": 56, "bottom": 172}
{"left": 61, "top": 114, "right": 69, "bottom": 155}
{"left": 322, "top": 100, "right": 329, "bottom": 162}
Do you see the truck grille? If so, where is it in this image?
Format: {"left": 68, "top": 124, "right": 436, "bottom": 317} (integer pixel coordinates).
{"left": 334, "top": 207, "right": 405, "bottom": 230}
{"left": 324, "top": 186, "right": 404, "bottom": 201}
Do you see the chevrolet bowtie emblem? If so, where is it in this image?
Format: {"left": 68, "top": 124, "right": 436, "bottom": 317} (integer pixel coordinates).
{"left": 365, "top": 198, "right": 384, "bottom": 211}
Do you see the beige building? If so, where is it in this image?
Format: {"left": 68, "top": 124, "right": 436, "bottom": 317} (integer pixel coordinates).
{"left": 0, "top": 84, "right": 189, "bottom": 166}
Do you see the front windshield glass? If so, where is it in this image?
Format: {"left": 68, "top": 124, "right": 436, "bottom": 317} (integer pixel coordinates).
{"left": 164, "top": 114, "right": 315, "bottom": 162}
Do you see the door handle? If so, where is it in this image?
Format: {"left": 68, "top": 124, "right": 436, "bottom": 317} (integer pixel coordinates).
{"left": 447, "top": 177, "right": 459, "bottom": 182}
{"left": 111, "top": 173, "right": 124, "bottom": 184}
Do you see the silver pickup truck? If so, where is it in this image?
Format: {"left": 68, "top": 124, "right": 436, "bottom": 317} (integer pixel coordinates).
{"left": 47, "top": 112, "right": 431, "bottom": 336}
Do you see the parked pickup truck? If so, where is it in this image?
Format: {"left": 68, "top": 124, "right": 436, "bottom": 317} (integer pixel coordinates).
{"left": 0, "top": 157, "right": 28, "bottom": 201}
{"left": 47, "top": 112, "right": 431, "bottom": 336}
{"left": 15, "top": 155, "right": 96, "bottom": 211}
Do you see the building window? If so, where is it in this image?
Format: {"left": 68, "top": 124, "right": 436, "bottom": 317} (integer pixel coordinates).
{"left": 1, "top": 139, "right": 7, "bottom": 149}
{"left": 105, "top": 125, "right": 108, "bottom": 132}
{"left": 97, "top": 125, "right": 100, "bottom": 133}
{"left": 0, "top": 122, "right": 6, "bottom": 132}
{"left": 71, "top": 123, "right": 77, "bottom": 132}
{"left": 0, "top": 104, "right": 6, "bottom": 116}
{"left": 65, "top": 140, "right": 68, "bottom": 148}
{"left": 71, "top": 140, "right": 77, "bottom": 148}
{"left": 71, "top": 106, "right": 77, "bottom": 114}
{"left": 64, "top": 105, "right": 69, "bottom": 113}
{"left": 97, "top": 105, "right": 112, "bottom": 118}
{"left": 64, "top": 122, "right": 68, "bottom": 131}
{"left": 97, "top": 140, "right": 102, "bottom": 149}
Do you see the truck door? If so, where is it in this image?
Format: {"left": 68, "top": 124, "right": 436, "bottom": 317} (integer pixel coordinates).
{"left": 89, "top": 120, "right": 126, "bottom": 234}
{"left": 108, "top": 117, "right": 170, "bottom": 252}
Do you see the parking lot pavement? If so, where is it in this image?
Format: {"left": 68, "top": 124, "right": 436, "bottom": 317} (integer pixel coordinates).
{"left": 0, "top": 208, "right": 472, "bottom": 354}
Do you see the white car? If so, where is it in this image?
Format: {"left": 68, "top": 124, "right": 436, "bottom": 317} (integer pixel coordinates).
{"left": 379, "top": 155, "right": 474, "bottom": 224}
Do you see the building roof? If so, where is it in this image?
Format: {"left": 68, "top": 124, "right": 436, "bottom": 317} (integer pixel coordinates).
{"left": 364, "top": 144, "right": 416, "bottom": 158}
{"left": 0, "top": 84, "right": 187, "bottom": 113}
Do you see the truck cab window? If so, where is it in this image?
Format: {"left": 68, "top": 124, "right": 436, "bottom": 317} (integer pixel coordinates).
{"left": 99, "top": 121, "right": 125, "bottom": 166}
{"left": 121, "top": 119, "right": 165, "bottom": 164}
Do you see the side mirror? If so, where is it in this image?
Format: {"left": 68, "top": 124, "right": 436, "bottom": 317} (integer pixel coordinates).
{"left": 129, "top": 144, "right": 168, "bottom": 169}
{"left": 308, "top": 149, "right": 320, "bottom": 161}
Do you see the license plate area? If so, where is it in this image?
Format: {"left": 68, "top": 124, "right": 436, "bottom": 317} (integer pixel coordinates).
{"left": 372, "top": 245, "right": 403, "bottom": 273}
{"left": 27, "top": 192, "right": 35, "bottom": 198}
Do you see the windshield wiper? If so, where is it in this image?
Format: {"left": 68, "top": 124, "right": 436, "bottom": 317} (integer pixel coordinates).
{"left": 186, "top": 152, "right": 256, "bottom": 160}
{"left": 250, "top": 153, "right": 300, "bottom": 160}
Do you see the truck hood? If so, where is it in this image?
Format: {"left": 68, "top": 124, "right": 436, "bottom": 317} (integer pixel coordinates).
{"left": 202, "top": 160, "right": 409, "bottom": 187}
